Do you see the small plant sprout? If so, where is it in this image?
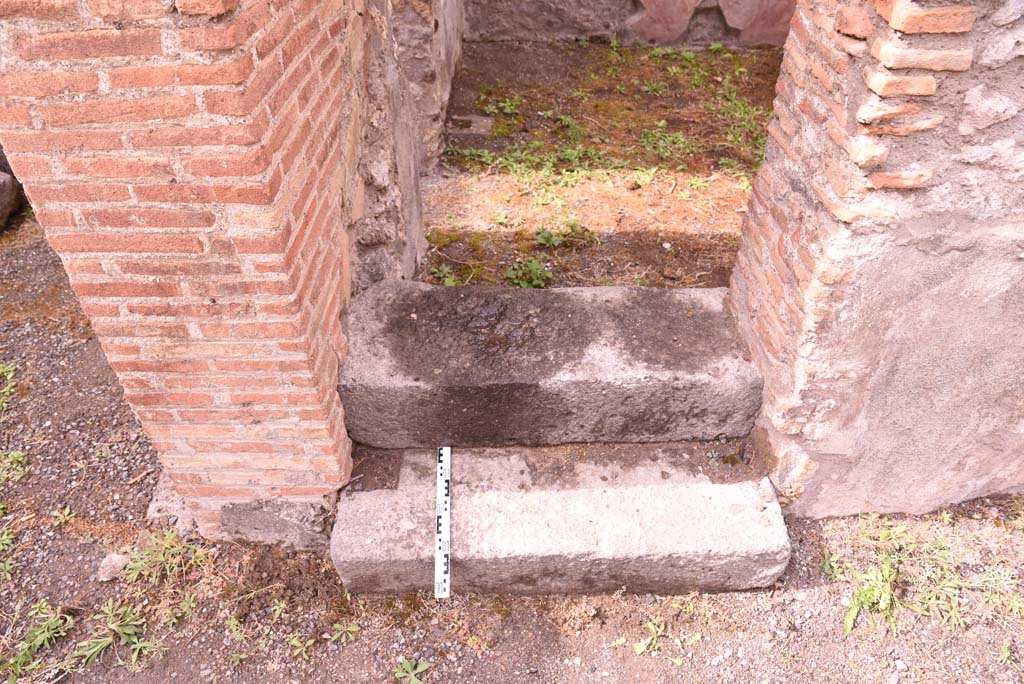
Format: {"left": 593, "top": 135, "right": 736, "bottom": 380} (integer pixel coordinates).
{"left": 688, "top": 176, "right": 711, "bottom": 190}
{"left": 124, "top": 529, "right": 206, "bottom": 585}
{"left": 481, "top": 95, "right": 522, "bottom": 116}
{"left": 230, "top": 653, "right": 249, "bottom": 667}
{"left": 820, "top": 549, "right": 845, "bottom": 582}
{"left": 395, "top": 657, "right": 431, "bottom": 684}
{"left": 271, "top": 598, "right": 287, "bottom": 622}
{"left": 998, "top": 641, "right": 1015, "bottom": 666}
{"left": 504, "top": 256, "right": 552, "bottom": 289}
{"left": 535, "top": 227, "right": 564, "bottom": 248}
{"left": 0, "top": 450, "right": 28, "bottom": 486}
{"left": 430, "top": 264, "right": 458, "bottom": 287}
{"left": 641, "top": 80, "right": 668, "bottom": 96}
{"left": 633, "top": 619, "right": 665, "bottom": 655}
{"left": 0, "top": 362, "right": 15, "bottom": 414}
{"left": 639, "top": 122, "right": 699, "bottom": 160}
{"left": 844, "top": 554, "right": 901, "bottom": 635}
{"left": 940, "top": 510, "right": 954, "bottom": 525}
{"left": 329, "top": 623, "right": 361, "bottom": 644}
{"left": 163, "top": 593, "right": 197, "bottom": 627}
{"left": 608, "top": 636, "right": 627, "bottom": 648}
{"left": 51, "top": 506, "right": 75, "bottom": 527}
{"left": 632, "top": 168, "right": 658, "bottom": 187}
{"left": 0, "top": 526, "right": 13, "bottom": 554}
{"left": 226, "top": 615, "right": 247, "bottom": 642}
{"left": 570, "top": 87, "right": 590, "bottom": 101}
{"left": 73, "top": 600, "right": 154, "bottom": 666}
{"left": 0, "top": 600, "right": 75, "bottom": 680}
{"left": 0, "top": 557, "right": 16, "bottom": 581}
{"left": 287, "top": 634, "right": 315, "bottom": 661}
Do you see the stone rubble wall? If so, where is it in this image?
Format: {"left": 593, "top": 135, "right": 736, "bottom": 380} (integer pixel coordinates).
{"left": 461, "top": 0, "right": 797, "bottom": 47}
{"left": 0, "top": 144, "right": 24, "bottom": 225}
{"left": 0, "top": 0, "right": 423, "bottom": 545}
{"left": 731, "top": 0, "right": 1024, "bottom": 516}
{"left": 392, "top": 0, "right": 465, "bottom": 167}
{"left": 390, "top": 0, "right": 796, "bottom": 168}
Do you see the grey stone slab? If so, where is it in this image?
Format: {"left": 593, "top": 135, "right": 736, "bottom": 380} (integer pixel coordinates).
{"left": 330, "top": 447, "right": 790, "bottom": 594}
{"left": 339, "top": 281, "right": 762, "bottom": 448}
{"left": 0, "top": 172, "right": 20, "bottom": 228}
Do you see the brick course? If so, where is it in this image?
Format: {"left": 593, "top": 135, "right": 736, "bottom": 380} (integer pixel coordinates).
{"left": 732, "top": 0, "right": 1023, "bottom": 515}
{"left": 0, "top": 0, "right": 419, "bottom": 543}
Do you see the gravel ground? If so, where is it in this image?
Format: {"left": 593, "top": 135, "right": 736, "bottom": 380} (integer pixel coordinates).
{"left": 1, "top": 214, "right": 1023, "bottom": 684}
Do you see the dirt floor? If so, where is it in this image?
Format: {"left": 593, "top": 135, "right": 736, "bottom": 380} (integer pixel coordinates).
{"left": 2, "top": 212, "right": 1024, "bottom": 683}
{"left": 421, "top": 41, "right": 780, "bottom": 289}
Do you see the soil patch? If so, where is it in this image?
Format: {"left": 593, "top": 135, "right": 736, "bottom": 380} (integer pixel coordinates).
{"left": 421, "top": 40, "right": 781, "bottom": 289}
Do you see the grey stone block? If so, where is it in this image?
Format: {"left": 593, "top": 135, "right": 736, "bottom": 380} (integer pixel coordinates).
{"left": 0, "top": 172, "right": 20, "bottom": 228}
{"left": 330, "top": 447, "right": 790, "bottom": 594}
{"left": 339, "top": 281, "right": 762, "bottom": 448}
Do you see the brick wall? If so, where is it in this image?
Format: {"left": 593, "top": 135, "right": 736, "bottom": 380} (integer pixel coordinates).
{"left": 732, "top": 0, "right": 1024, "bottom": 515}
{"left": 0, "top": 0, "right": 421, "bottom": 544}
{"left": 2, "top": 0, "right": 1019, "bottom": 541}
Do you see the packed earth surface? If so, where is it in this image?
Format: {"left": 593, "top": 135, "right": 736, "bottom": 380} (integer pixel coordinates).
{"left": 1, "top": 35, "right": 1024, "bottom": 684}
{"left": 421, "top": 41, "right": 779, "bottom": 290}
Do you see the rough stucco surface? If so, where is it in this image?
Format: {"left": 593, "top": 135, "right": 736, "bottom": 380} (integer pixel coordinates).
{"left": 797, "top": 222, "right": 1024, "bottom": 516}
{"left": 331, "top": 449, "right": 790, "bottom": 594}
{"left": 731, "top": 0, "right": 1024, "bottom": 517}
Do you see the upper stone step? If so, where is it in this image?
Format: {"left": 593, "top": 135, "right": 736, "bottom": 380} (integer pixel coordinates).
{"left": 331, "top": 445, "right": 791, "bottom": 594}
{"left": 339, "top": 281, "right": 762, "bottom": 448}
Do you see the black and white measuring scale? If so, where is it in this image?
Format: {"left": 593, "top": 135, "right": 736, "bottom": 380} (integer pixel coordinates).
{"left": 434, "top": 446, "right": 452, "bottom": 599}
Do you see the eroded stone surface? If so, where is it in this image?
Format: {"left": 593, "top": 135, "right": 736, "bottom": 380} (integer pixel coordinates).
{"left": 0, "top": 173, "right": 18, "bottom": 228}
{"left": 220, "top": 498, "right": 337, "bottom": 550}
{"left": 461, "top": 0, "right": 794, "bottom": 45}
{"left": 958, "top": 84, "right": 1020, "bottom": 135}
{"left": 339, "top": 281, "right": 762, "bottom": 448}
{"left": 331, "top": 448, "right": 790, "bottom": 593}
{"left": 393, "top": 0, "right": 465, "bottom": 167}
{"left": 0, "top": 146, "right": 21, "bottom": 227}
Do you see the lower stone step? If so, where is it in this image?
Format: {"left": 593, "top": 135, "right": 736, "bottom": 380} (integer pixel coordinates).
{"left": 339, "top": 280, "right": 763, "bottom": 448}
{"left": 330, "top": 445, "right": 790, "bottom": 594}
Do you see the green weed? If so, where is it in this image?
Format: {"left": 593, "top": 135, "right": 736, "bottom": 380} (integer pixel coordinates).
{"left": 430, "top": 265, "right": 458, "bottom": 287}
{"left": 639, "top": 121, "right": 700, "bottom": 160}
{"left": 845, "top": 554, "right": 901, "bottom": 635}
{"left": 287, "top": 634, "right": 315, "bottom": 661}
{"left": 124, "top": 530, "right": 207, "bottom": 585}
{"left": 820, "top": 549, "right": 846, "bottom": 582}
{"left": 535, "top": 227, "right": 564, "bottom": 249}
{"left": 329, "top": 623, "right": 360, "bottom": 644}
{"left": 504, "top": 256, "right": 552, "bottom": 289}
{"left": 641, "top": 80, "right": 668, "bottom": 96}
{"left": 481, "top": 95, "right": 522, "bottom": 116}
{"left": 0, "top": 451, "right": 28, "bottom": 487}
{"left": 395, "top": 657, "right": 431, "bottom": 684}
{"left": 51, "top": 506, "right": 75, "bottom": 528}
{"left": 633, "top": 618, "right": 665, "bottom": 655}
{"left": 0, "top": 363, "right": 15, "bottom": 415}
{"left": 0, "top": 600, "right": 75, "bottom": 680}
{"left": 73, "top": 600, "right": 154, "bottom": 667}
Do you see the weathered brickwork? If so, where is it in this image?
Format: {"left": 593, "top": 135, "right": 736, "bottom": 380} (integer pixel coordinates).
{"left": 0, "top": 0, "right": 422, "bottom": 544}
{"left": 732, "top": 0, "right": 1024, "bottom": 515}
{"left": 2, "top": 0, "right": 1021, "bottom": 544}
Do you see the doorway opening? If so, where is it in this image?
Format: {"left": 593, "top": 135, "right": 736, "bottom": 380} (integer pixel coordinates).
{"left": 421, "top": 39, "right": 782, "bottom": 290}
